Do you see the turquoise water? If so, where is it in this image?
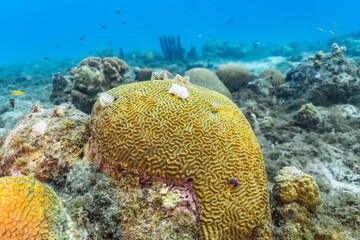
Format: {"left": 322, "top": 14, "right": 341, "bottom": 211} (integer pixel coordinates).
{"left": 1, "top": 0, "right": 360, "bottom": 63}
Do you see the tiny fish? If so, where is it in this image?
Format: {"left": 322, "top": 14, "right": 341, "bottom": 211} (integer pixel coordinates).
{"left": 43, "top": 57, "right": 49, "bottom": 60}
{"left": 80, "top": 37, "right": 84, "bottom": 40}
{"left": 333, "top": 21, "right": 337, "bottom": 26}
{"left": 329, "top": 31, "right": 335, "bottom": 35}
{"left": 224, "top": 18, "right": 234, "bottom": 25}
{"left": 101, "top": 25, "right": 106, "bottom": 29}
{"left": 90, "top": 50, "right": 93, "bottom": 54}
{"left": 116, "top": 11, "right": 120, "bottom": 14}
{"left": 80, "top": 43, "right": 83, "bottom": 46}
{"left": 293, "top": 56, "right": 299, "bottom": 59}
{"left": 317, "top": 28, "right": 324, "bottom": 31}
{"left": 303, "top": 52, "right": 308, "bottom": 55}
{"left": 255, "top": 42, "right": 260, "bottom": 45}
{"left": 11, "top": 91, "right": 25, "bottom": 95}
{"left": 288, "top": 61, "right": 293, "bottom": 63}
{"left": 53, "top": 45, "right": 59, "bottom": 48}
{"left": 9, "top": 99, "right": 15, "bottom": 109}
{"left": 198, "top": 34, "right": 202, "bottom": 37}
{"left": 122, "top": 21, "right": 127, "bottom": 24}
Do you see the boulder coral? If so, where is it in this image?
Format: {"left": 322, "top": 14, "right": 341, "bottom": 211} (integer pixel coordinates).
{"left": 70, "top": 57, "right": 130, "bottom": 113}
{"left": 259, "top": 69, "right": 285, "bottom": 88}
{"left": 0, "top": 176, "right": 75, "bottom": 239}
{"left": 273, "top": 166, "right": 321, "bottom": 210}
{"left": 216, "top": 63, "right": 256, "bottom": 91}
{"left": 184, "top": 68, "right": 232, "bottom": 99}
{"left": 90, "top": 78, "right": 271, "bottom": 239}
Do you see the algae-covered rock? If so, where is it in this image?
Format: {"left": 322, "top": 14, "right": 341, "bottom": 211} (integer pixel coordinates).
{"left": 0, "top": 103, "right": 90, "bottom": 181}
{"left": 259, "top": 69, "right": 285, "bottom": 87}
{"left": 184, "top": 67, "right": 232, "bottom": 99}
{"left": 216, "top": 63, "right": 256, "bottom": 91}
{"left": 296, "top": 103, "right": 320, "bottom": 129}
{"left": 285, "top": 43, "right": 360, "bottom": 107}
{"left": 51, "top": 162, "right": 123, "bottom": 239}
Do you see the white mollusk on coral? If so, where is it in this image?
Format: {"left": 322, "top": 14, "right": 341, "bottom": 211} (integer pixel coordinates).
{"left": 173, "top": 74, "right": 190, "bottom": 84}
{"left": 99, "top": 93, "right": 115, "bottom": 108}
{"left": 168, "top": 83, "right": 190, "bottom": 99}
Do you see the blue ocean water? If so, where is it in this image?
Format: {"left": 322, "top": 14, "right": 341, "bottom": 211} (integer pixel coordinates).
{"left": 1, "top": 0, "right": 360, "bottom": 63}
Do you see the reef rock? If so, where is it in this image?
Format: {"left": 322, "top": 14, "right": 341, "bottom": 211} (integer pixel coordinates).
{"left": 284, "top": 43, "right": 360, "bottom": 107}
{"left": 134, "top": 66, "right": 154, "bottom": 81}
{"left": 0, "top": 103, "right": 90, "bottom": 181}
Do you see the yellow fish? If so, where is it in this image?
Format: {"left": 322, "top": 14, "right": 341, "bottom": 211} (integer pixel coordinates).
{"left": 293, "top": 56, "right": 299, "bottom": 59}
{"left": 198, "top": 34, "right": 202, "bottom": 38}
{"left": 53, "top": 45, "right": 59, "bottom": 48}
{"left": 317, "top": 28, "right": 324, "bottom": 31}
{"left": 329, "top": 31, "right": 335, "bottom": 35}
{"left": 288, "top": 61, "right": 293, "bottom": 64}
{"left": 303, "top": 52, "right": 308, "bottom": 55}
{"left": 333, "top": 21, "right": 337, "bottom": 26}
{"left": 255, "top": 42, "right": 260, "bottom": 45}
{"left": 11, "top": 91, "right": 25, "bottom": 95}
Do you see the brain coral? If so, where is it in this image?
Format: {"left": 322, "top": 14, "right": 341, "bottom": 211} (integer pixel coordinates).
{"left": 273, "top": 166, "right": 321, "bottom": 210}
{"left": 0, "top": 176, "right": 64, "bottom": 239}
{"left": 91, "top": 79, "right": 271, "bottom": 239}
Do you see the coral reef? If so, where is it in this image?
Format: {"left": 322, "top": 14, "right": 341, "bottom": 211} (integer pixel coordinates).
{"left": 202, "top": 39, "right": 253, "bottom": 59}
{"left": 184, "top": 68, "right": 232, "bottom": 99}
{"left": 90, "top": 79, "right": 271, "bottom": 239}
{"left": 259, "top": 69, "right": 285, "bottom": 87}
{"left": 134, "top": 67, "right": 154, "bottom": 81}
{"left": 284, "top": 43, "right": 360, "bottom": 107}
{"left": 0, "top": 176, "right": 76, "bottom": 239}
{"left": 216, "top": 63, "right": 256, "bottom": 91}
{"left": 69, "top": 57, "right": 130, "bottom": 113}
{"left": 273, "top": 166, "right": 321, "bottom": 210}
{"left": 0, "top": 103, "right": 90, "bottom": 181}
{"left": 296, "top": 103, "right": 320, "bottom": 129}
{"left": 159, "top": 36, "right": 185, "bottom": 61}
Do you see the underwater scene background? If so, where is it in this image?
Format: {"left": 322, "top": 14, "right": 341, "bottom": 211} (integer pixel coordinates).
{"left": 0, "top": 0, "right": 360, "bottom": 239}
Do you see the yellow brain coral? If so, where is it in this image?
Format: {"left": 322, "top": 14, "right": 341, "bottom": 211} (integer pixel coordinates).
{"left": 0, "top": 176, "right": 60, "bottom": 239}
{"left": 91, "top": 79, "right": 271, "bottom": 239}
{"left": 274, "top": 166, "right": 321, "bottom": 210}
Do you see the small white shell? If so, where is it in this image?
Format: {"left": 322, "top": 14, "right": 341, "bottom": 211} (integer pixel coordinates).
{"left": 168, "top": 83, "right": 189, "bottom": 99}
{"left": 99, "top": 93, "right": 115, "bottom": 108}
{"left": 173, "top": 74, "right": 190, "bottom": 84}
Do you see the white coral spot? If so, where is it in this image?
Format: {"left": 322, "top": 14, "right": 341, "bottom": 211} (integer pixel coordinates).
{"left": 31, "top": 120, "right": 48, "bottom": 137}
{"left": 99, "top": 93, "right": 115, "bottom": 108}
{"left": 168, "top": 83, "right": 189, "bottom": 99}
